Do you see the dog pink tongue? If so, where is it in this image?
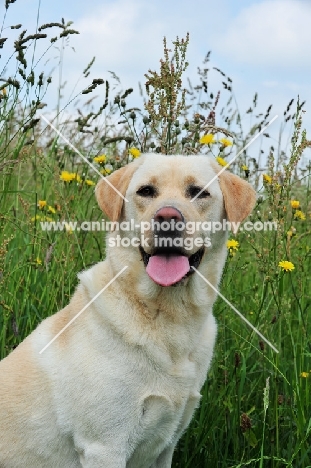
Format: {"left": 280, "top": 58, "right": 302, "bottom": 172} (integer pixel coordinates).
{"left": 146, "top": 255, "right": 190, "bottom": 286}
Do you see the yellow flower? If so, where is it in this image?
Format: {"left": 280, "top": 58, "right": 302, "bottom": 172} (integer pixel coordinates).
{"left": 31, "top": 215, "right": 41, "bottom": 222}
{"left": 100, "top": 168, "right": 112, "bottom": 176}
{"left": 216, "top": 156, "right": 228, "bottom": 168}
{"left": 93, "top": 154, "right": 106, "bottom": 164}
{"left": 241, "top": 165, "right": 248, "bottom": 171}
{"left": 200, "top": 134, "right": 216, "bottom": 145}
{"left": 36, "top": 257, "right": 42, "bottom": 265}
{"left": 219, "top": 138, "right": 233, "bottom": 147}
{"left": 100, "top": 164, "right": 114, "bottom": 176}
{"left": 60, "top": 172, "right": 81, "bottom": 183}
{"left": 60, "top": 171, "right": 75, "bottom": 182}
{"left": 227, "top": 239, "right": 239, "bottom": 251}
{"left": 263, "top": 174, "right": 272, "bottom": 184}
{"left": 85, "top": 179, "right": 95, "bottom": 186}
{"left": 300, "top": 372, "right": 309, "bottom": 378}
{"left": 291, "top": 200, "right": 300, "bottom": 209}
{"left": 105, "top": 164, "right": 113, "bottom": 174}
{"left": 38, "top": 200, "right": 47, "bottom": 210}
{"left": 278, "top": 260, "right": 295, "bottom": 272}
{"left": 48, "top": 206, "right": 56, "bottom": 214}
{"left": 294, "top": 210, "right": 306, "bottom": 221}
{"left": 129, "top": 147, "right": 141, "bottom": 158}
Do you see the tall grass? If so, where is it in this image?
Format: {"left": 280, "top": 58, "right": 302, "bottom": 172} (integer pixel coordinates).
{"left": 1, "top": 2, "right": 311, "bottom": 467}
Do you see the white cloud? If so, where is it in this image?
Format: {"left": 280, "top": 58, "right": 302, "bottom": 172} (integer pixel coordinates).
{"left": 214, "top": 0, "right": 311, "bottom": 69}
{"left": 63, "top": 0, "right": 165, "bottom": 86}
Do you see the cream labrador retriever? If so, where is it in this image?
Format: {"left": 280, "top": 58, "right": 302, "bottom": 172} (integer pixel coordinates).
{"left": 0, "top": 154, "right": 256, "bottom": 467}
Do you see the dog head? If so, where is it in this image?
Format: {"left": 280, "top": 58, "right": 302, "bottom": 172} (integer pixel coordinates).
{"left": 96, "top": 154, "right": 256, "bottom": 288}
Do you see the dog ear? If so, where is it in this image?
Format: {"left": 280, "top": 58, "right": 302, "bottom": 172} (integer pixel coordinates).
{"left": 218, "top": 170, "right": 256, "bottom": 230}
{"left": 95, "top": 158, "right": 142, "bottom": 221}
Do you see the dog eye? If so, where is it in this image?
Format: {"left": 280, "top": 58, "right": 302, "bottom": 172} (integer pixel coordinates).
{"left": 187, "top": 186, "right": 210, "bottom": 199}
{"left": 136, "top": 185, "right": 157, "bottom": 197}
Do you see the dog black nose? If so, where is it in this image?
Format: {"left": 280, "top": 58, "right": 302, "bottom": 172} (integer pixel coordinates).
{"left": 154, "top": 206, "right": 184, "bottom": 223}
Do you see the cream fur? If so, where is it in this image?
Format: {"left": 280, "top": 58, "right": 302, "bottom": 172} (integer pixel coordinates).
{"left": 0, "top": 154, "right": 255, "bottom": 467}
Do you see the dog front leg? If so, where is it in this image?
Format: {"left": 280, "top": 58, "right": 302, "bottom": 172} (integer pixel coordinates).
{"left": 150, "top": 443, "right": 176, "bottom": 468}
{"left": 151, "top": 391, "right": 202, "bottom": 468}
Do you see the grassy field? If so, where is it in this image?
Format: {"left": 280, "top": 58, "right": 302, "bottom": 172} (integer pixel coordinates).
{"left": 1, "top": 4, "right": 311, "bottom": 467}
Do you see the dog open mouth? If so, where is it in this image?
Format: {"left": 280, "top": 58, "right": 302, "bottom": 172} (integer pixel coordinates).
{"left": 139, "top": 246, "right": 205, "bottom": 287}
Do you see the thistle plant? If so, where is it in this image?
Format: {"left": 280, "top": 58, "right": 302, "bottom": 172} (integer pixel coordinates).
{"left": 111, "top": 35, "right": 236, "bottom": 158}
{"left": 144, "top": 34, "right": 189, "bottom": 153}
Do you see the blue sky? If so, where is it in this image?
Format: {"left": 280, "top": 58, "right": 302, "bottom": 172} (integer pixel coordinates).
{"left": 2, "top": 0, "right": 311, "bottom": 164}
